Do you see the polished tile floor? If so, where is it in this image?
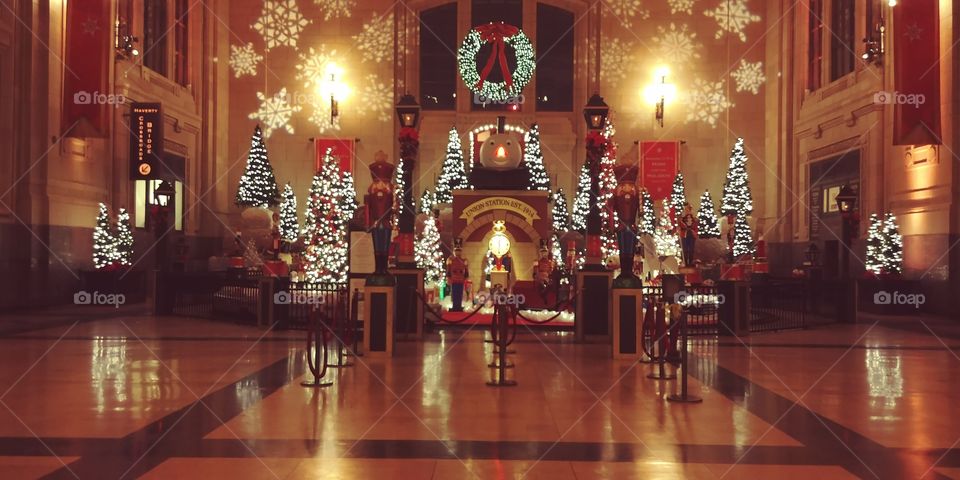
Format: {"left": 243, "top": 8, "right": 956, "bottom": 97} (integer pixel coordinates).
{"left": 0, "top": 311, "right": 958, "bottom": 479}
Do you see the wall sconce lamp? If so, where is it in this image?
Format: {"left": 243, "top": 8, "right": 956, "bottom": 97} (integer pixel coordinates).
{"left": 861, "top": 16, "right": 885, "bottom": 65}
{"left": 115, "top": 19, "right": 139, "bottom": 60}
{"left": 318, "top": 62, "right": 349, "bottom": 125}
{"left": 643, "top": 67, "right": 676, "bottom": 128}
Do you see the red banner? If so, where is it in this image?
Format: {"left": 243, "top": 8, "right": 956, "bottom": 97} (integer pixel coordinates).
{"left": 62, "top": 0, "right": 111, "bottom": 137}
{"left": 893, "top": 0, "right": 941, "bottom": 145}
{"left": 640, "top": 141, "right": 679, "bottom": 201}
{"left": 315, "top": 138, "right": 354, "bottom": 173}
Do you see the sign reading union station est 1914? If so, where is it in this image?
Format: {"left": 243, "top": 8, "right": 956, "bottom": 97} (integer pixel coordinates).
{"left": 459, "top": 196, "right": 542, "bottom": 226}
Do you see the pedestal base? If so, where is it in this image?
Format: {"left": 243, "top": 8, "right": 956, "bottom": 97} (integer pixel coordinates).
{"left": 363, "top": 285, "right": 395, "bottom": 357}
{"left": 575, "top": 270, "right": 613, "bottom": 343}
{"left": 391, "top": 268, "right": 424, "bottom": 339}
{"left": 612, "top": 288, "right": 643, "bottom": 359}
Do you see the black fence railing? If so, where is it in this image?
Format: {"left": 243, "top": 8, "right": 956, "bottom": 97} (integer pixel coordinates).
{"left": 748, "top": 278, "right": 806, "bottom": 332}
{"left": 642, "top": 284, "right": 719, "bottom": 336}
{"left": 274, "top": 280, "right": 350, "bottom": 332}
{"left": 162, "top": 272, "right": 262, "bottom": 323}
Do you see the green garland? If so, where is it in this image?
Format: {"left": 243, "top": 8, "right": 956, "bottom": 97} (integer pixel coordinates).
{"left": 457, "top": 27, "right": 535, "bottom": 102}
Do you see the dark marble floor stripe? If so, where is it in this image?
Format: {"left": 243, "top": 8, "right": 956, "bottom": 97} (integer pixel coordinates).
{"left": 714, "top": 341, "right": 960, "bottom": 352}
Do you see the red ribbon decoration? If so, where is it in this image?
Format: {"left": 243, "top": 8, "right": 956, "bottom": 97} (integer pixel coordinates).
{"left": 474, "top": 23, "right": 520, "bottom": 92}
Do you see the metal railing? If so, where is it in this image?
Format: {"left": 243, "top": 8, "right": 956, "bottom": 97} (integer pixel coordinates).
{"left": 275, "top": 280, "right": 350, "bottom": 332}
{"left": 748, "top": 278, "right": 806, "bottom": 332}
{"left": 163, "top": 272, "right": 261, "bottom": 323}
{"left": 642, "top": 284, "right": 719, "bottom": 336}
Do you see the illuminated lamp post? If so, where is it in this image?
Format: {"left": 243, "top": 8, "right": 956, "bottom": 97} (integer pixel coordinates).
{"left": 582, "top": 94, "right": 609, "bottom": 270}
{"left": 394, "top": 94, "right": 420, "bottom": 268}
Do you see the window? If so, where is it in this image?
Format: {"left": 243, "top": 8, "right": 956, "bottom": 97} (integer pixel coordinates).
{"left": 536, "top": 3, "right": 574, "bottom": 112}
{"left": 174, "top": 0, "right": 189, "bottom": 86}
{"left": 419, "top": 3, "right": 457, "bottom": 110}
{"left": 471, "top": 0, "right": 523, "bottom": 111}
{"left": 830, "top": 0, "right": 855, "bottom": 80}
{"left": 143, "top": 0, "right": 168, "bottom": 75}
{"left": 807, "top": 0, "right": 823, "bottom": 90}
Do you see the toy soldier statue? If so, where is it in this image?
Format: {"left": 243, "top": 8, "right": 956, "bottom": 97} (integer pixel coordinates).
{"left": 534, "top": 241, "right": 555, "bottom": 301}
{"left": 612, "top": 164, "right": 642, "bottom": 288}
{"left": 677, "top": 202, "right": 698, "bottom": 267}
{"left": 446, "top": 238, "right": 468, "bottom": 312}
{"left": 365, "top": 151, "right": 395, "bottom": 284}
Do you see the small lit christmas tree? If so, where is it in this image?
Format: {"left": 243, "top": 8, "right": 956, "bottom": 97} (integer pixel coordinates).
{"left": 279, "top": 183, "right": 299, "bottom": 243}
{"left": 338, "top": 165, "right": 359, "bottom": 223}
{"left": 571, "top": 163, "right": 591, "bottom": 232}
{"left": 524, "top": 124, "right": 550, "bottom": 191}
{"left": 721, "top": 137, "right": 754, "bottom": 216}
{"left": 732, "top": 214, "right": 755, "bottom": 258}
{"left": 114, "top": 208, "right": 134, "bottom": 267}
{"left": 93, "top": 203, "right": 116, "bottom": 269}
{"left": 670, "top": 172, "right": 687, "bottom": 215}
{"left": 551, "top": 188, "right": 570, "bottom": 233}
{"left": 302, "top": 152, "right": 349, "bottom": 283}
{"left": 697, "top": 190, "right": 721, "bottom": 238}
{"left": 653, "top": 201, "right": 680, "bottom": 259}
{"left": 865, "top": 214, "right": 885, "bottom": 275}
{"left": 551, "top": 233, "right": 565, "bottom": 270}
{"left": 416, "top": 214, "right": 444, "bottom": 285}
{"left": 639, "top": 189, "right": 657, "bottom": 237}
{"left": 435, "top": 127, "right": 469, "bottom": 204}
{"left": 419, "top": 189, "right": 436, "bottom": 215}
{"left": 235, "top": 125, "right": 280, "bottom": 208}
{"left": 302, "top": 172, "right": 323, "bottom": 239}
{"left": 881, "top": 213, "right": 903, "bottom": 275}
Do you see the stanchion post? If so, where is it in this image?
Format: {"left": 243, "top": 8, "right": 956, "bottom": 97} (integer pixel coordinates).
{"left": 646, "top": 301, "right": 676, "bottom": 380}
{"left": 302, "top": 306, "right": 333, "bottom": 388}
{"left": 487, "top": 303, "right": 517, "bottom": 387}
{"left": 667, "top": 310, "right": 702, "bottom": 403}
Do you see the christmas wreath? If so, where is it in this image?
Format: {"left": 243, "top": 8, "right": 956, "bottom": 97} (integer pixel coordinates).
{"left": 457, "top": 23, "right": 535, "bottom": 102}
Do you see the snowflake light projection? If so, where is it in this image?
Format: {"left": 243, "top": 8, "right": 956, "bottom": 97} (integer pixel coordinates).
{"left": 601, "top": 37, "right": 636, "bottom": 84}
{"left": 704, "top": 0, "right": 761, "bottom": 42}
{"left": 295, "top": 46, "right": 337, "bottom": 89}
{"left": 355, "top": 75, "right": 392, "bottom": 123}
{"left": 667, "top": 0, "right": 697, "bottom": 15}
{"left": 607, "top": 0, "right": 650, "bottom": 28}
{"left": 252, "top": 0, "right": 310, "bottom": 51}
{"left": 731, "top": 59, "right": 765, "bottom": 94}
{"left": 653, "top": 23, "right": 701, "bottom": 67}
{"left": 685, "top": 79, "right": 733, "bottom": 127}
{"left": 353, "top": 12, "right": 393, "bottom": 63}
{"left": 229, "top": 43, "right": 263, "bottom": 78}
{"left": 248, "top": 88, "right": 302, "bottom": 137}
{"left": 314, "top": 0, "right": 355, "bottom": 21}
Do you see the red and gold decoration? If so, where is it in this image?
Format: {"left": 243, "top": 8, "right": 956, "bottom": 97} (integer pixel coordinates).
{"left": 457, "top": 23, "right": 535, "bottom": 102}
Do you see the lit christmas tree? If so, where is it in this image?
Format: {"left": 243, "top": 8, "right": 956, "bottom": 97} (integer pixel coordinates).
{"left": 93, "top": 203, "right": 116, "bottom": 270}
{"left": 279, "top": 183, "right": 299, "bottom": 243}
{"left": 881, "top": 213, "right": 903, "bottom": 275}
{"left": 523, "top": 124, "right": 550, "bottom": 191}
{"left": 598, "top": 120, "right": 619, "bottom": 262}
{"left": 865, "top": 214, "right": 885, "bottom": 275}
{"left": 653, "top": 201, "right": 680, "bottom": 259}
{"left": 697, "top": 190, "right": 721, "bottom": 238}
{"left": 416, "top": 214, "right": 444, "bottom": 285}
{"left": 419, "top": 189, "right": 436, "bottom": 215}
{"left": 551, "top": 188, "right": 570, "bottom": 233}
{"left": 114, "top": 208, "right": 134, "bottom": 267}
{"left": 338, "top": 164, "right": 359, "bottom": 223}
{"left": 571, "top": 163, "right": 591, "bottom": 232}
{"left": 639, "top": 189, "right": 657, "bottom": 237}
{"left": 670, "top": 172, "right": 688, "bottom": 215}
{"left": 302, "top": 172, "right": 322, "bottom": 239}
{"left": 732, "top": 214, "right": 755, "bottom": 258}
{"left": 235, "top": 125, "right": 280, "bottom": 208}
{"left": 302, "top": 153, "right": 348, "bottom": 283}
{"left": 721, "top": 137, "right": 754, "bottom": 216}
{"left": 435, "top": 127, "right": 469, "bottom": 204}
{"left": 551, "top": 233, "right": 565, "bottom": 270}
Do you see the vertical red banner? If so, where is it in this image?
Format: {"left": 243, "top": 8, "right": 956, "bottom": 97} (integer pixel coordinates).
{"left": 315, "top": 139, "right": 354, "bottom": 173}
{"left": 893, "top": 0, "right": 941, "bottom": 145}
{"left": 640, "top": 141, "right": 679, "bottom": 201}
{"left": 62, "top": 0, "right": 110, "bottom": 136}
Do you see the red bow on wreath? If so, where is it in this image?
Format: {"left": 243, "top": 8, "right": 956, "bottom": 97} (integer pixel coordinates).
{"left": 474, "top": 23, "right": 520, "bottom": 91}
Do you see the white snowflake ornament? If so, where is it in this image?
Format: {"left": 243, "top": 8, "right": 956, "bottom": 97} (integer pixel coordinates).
{"left": 607, "top": 0, "right": 650, "bottom": 28}
{"left": 295, "top": 46, "right": 338, "bottom": 89}
{"left": 229, "top": 43, "right": 263, "bottom": 78}
{"left": 252, "top": 0, "right": 310, "bottom": 51}
{"left": 353, "top": 12, "right": 393, "bottom": 63}
{"left": 314, "top": 0, "right": 355, "bottom": 21}
{"left": 667, "top": 0, "right": 697, "bottom": 15}
{"left": 685, "top": 79, "right": 733, "bottom": 127}
{"left": 355, "top": 74, "right": 392, "bottom": 123}
{"left": 704, "top": 0, "right": 761, "bottom": 42}
{"left": 601, "top": 37, "right": 636, "bottom": 85}
{"left": 653, "top": 23, "right": 701, "bottom": 67}
{"left": 731, "top": 60, "right": 765, "bottom": 94}
{"left": 249, "top": 88, "right": 302, "bottom": 137}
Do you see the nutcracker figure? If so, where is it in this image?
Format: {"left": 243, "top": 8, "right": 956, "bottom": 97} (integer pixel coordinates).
{"left": 365, "top": 151, "right": 395, "bottom": 283}
{"left": 533, "top": 241, "right": 555, "bottom": 301}
{"left": 612, "top": 164, "right": 642, "bottom": 287}
{"left": 677, "top": 203, "right": 698, "bottom": 267}
{"left": 446, "top": 238, "right": 468, "bottom": 312}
